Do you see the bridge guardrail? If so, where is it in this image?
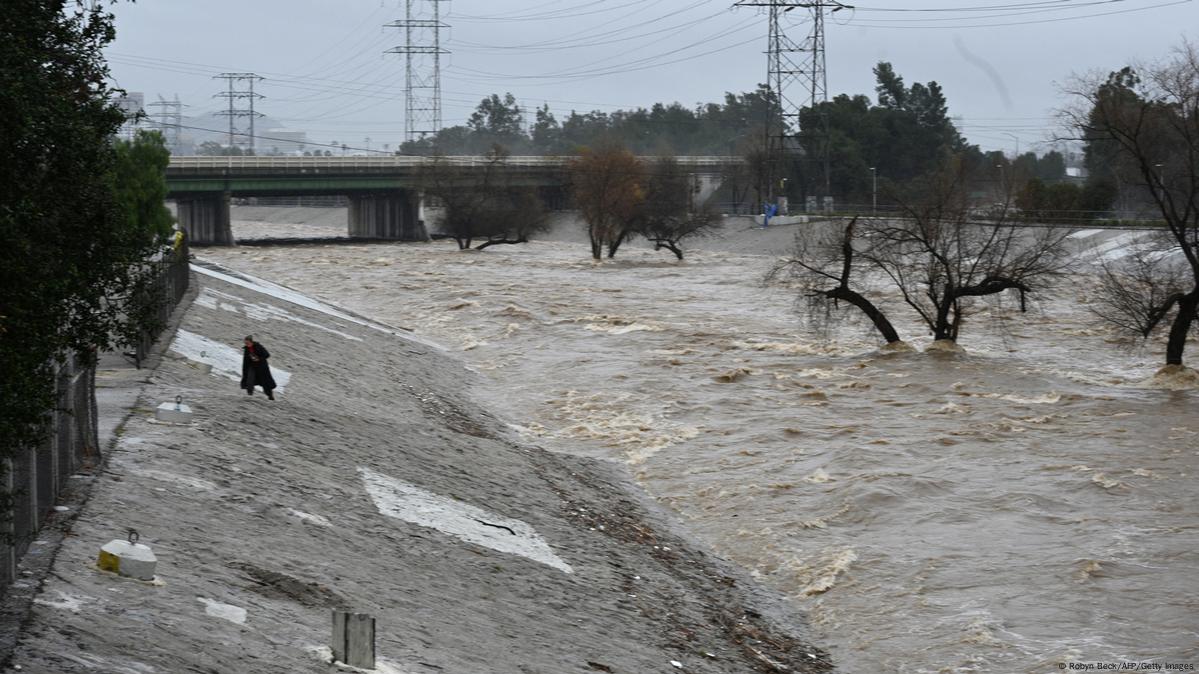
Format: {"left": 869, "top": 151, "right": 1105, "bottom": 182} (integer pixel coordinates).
{"left": 167, "top": 155, "right": 742, "bottom": 172}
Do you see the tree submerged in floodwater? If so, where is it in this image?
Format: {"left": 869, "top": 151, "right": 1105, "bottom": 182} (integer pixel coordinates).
{"left": 571, "top": 146, "right": 722, "bottom": 261}
{"left": 420, "top": 144, "right": 551, "bottom": 251}
{"left": 770, "top": 159, "right": 1074, "bottom": 349}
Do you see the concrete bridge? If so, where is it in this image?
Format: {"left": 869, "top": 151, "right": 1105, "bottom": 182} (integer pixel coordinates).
{"left": 166, "top": 155, "right": 740, "bottom": 245}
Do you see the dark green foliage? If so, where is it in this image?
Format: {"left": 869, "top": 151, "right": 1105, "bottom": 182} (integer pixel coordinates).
{"left": 794, "top": 63, "right": 967, "bottom": 204}
{"left": 114, "top": 131, "right": 176, "bottom": 241}
{"left": 404, "top": 87, "right": 778, "bottom": 157}
{"left": 467, "top": 93, "right": 527, "bottom": 148}
{"left": 196, "top": 140, "right": 256, "bottom": 156}
{"left": 1, "top": 1, "right": 170, "bottom": 459}
{"left": 1015, "top": 177, "right": 1117, "bottom": 224}
{"left": 1037, "top": 151, "right": 1067, "bottom": 182}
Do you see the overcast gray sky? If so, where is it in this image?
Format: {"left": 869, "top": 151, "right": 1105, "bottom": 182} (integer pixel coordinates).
{"left": 107, "top": 0, "right": 1196, "bottom": 155}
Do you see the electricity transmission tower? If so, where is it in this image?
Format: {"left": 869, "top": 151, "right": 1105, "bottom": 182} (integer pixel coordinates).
{"left": 213, "top": 73, "right": 264, "bottom": 153}
{"left": 147, "top": 94, "right": 185, "bottom": 154}
{"left": 735, "top": 1, "right": 851, "bottom": 203}
{"left": 386, "top": 0, "right": 449, "bottom": 145}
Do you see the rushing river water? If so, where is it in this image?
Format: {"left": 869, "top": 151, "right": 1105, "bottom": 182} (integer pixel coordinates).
{"left": 206, "top": 218, "right": 1198, "bottom": 673}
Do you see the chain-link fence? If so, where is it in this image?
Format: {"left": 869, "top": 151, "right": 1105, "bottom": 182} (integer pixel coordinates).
{"left": 1, "top": 357, "right": 98, "bottom": 586}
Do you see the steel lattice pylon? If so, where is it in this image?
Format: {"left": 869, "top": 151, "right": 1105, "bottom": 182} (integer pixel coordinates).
{"left": 147, "top": 94, "right": 186, "bottom": 154}
{"left": 213, "top": 73, "right": 264, "bottom": 153}
{"left": 736, "top": 1, "right": 850, "bottom": 200}
{"left": 387, "top": 1, "right": 449, "bottom": 145}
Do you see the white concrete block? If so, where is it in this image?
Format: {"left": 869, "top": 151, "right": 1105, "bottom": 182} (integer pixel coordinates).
{"left": 97, "top": 539, "right": 157, "bottom": 580}
{"left": 156, "top": 401, "right": 193, "bottom": 423}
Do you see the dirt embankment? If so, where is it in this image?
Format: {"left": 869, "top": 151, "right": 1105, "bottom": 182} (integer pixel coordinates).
{"left": 9, "top": 261, "right": 832, "bottom": 674}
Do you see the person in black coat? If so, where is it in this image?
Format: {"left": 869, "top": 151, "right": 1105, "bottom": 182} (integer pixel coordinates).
{"left": 241, "top": 335, "right": 277, "bottom": 400}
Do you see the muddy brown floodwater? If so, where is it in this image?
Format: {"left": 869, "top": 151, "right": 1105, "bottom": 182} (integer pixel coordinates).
{"left": 205, "top": 220, "right": 1198, "bottom": 673}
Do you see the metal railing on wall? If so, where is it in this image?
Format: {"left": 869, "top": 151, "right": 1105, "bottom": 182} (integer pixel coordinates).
{"left": 133, "top": 237, "right": 191, "bottom": 368}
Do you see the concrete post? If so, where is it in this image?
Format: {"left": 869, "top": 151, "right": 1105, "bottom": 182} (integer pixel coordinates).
{"left": 347, "top": 191, "right": 428, "bottom": 241}
{"left": 332, "top": 611, "right": 376, "bottom": 669}
{"left": 174, "top": 192, "right": 233, "bottom": 245}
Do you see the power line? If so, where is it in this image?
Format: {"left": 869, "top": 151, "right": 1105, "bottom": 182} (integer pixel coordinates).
{"left": 833, "top": 0, "right": 1186, "bottom": 27}
{"left": 851, "top": 0, "right": 1111, "bottom": 12}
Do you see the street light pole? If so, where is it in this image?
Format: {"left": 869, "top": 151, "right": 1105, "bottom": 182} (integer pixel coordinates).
{"left": 869, "top": 166, "right": 877, "bottom": 216}
{"left": 1001, "top": 132, "right": 1020, "bottom": 159}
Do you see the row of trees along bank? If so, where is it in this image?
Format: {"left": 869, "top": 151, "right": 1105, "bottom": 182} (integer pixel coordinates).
{"left": 403, "top": 64, "right": 1122, "bottom": 220}
{"left": 1, "top": 2, "right": 178, "bottom": 550}
{"left": 421, "top": 145, "right": 720, "bottom": 260}
{"left": 770, "top": 40, "right": 1199, "bottom": 373}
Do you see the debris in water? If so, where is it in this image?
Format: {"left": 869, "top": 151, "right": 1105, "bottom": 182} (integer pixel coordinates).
{"left": 714, "top": 368, "right": 752, "bottom": 383}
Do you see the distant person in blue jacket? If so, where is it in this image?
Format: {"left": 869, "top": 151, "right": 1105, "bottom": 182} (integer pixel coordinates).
{"left": 762, "top": 202, "right": 778, "bottom": 228}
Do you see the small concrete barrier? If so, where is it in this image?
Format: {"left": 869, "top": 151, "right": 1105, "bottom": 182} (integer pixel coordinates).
{"left": 332, "top": 610, "right": 376, "bottom": 669}
{"left": 156, "top": 395, "right": 193, "bottom": 423}
{"left": 97, "top": 530, "right": 157, "bottom": 581}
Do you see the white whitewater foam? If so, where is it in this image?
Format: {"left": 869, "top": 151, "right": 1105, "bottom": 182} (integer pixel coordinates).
{"left": 33, "top": 591, "right": 87, "bottom": 613}
{"left": 134, "top": 468, "right": 217, "bottom": 492}
{"left": 1085, "top": 231, "right": 1154, "bottom": 263}
{"left": 359, "top": 467, "right": 573, "bottom": 573}
{"left": 169, "top": 329, "right": 291, "bottom": 392}
{"left": 197, "top": 288, "right": 362, "bottom": 341}
{"left": 197, "top": 597, "right": 247, "bottom": 624}
{"left": 289, "top": 509, "right": 332, "bottom": 527}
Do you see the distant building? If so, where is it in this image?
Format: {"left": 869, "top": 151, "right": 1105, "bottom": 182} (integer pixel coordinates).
{"left": 260, "top": 129, "right": 308, "bottom": 155}
{"left": 115, "top": 92, "right": 145, "bottom": 141}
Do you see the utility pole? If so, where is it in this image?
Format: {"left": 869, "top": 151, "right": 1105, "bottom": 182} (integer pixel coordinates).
{"left": 735, "top": 1, "right": 851, "bottom": 208}
{"left": 213, "top": 73, "right": 264, "bottom": 153}
{"left": 386, "top": 1, "right": 449, "bottom": 145}
{"left": 869, "top": 166, "right": 877, "bottom": 216}
{"left": 147, "top": 94, "right": 186, "bottom": 154}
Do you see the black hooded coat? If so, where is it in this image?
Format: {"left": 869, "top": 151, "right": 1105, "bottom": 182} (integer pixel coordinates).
{"left": 241, "top": 341, "right": 277, "bottom": 392}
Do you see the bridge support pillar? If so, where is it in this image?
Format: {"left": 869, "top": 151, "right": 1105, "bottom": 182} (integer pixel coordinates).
{"left": 690, "top": 172, "right": 724, "bottom": 209}
{"left": 347, "top": 191, "right": 428, "bottom": 241}
{"left": 174, "top": 193, "right": 233, "bottom": 245}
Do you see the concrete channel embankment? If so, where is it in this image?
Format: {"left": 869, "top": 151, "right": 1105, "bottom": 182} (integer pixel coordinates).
{"left": 7, "top": 261, "right": 832, "bottom": 674}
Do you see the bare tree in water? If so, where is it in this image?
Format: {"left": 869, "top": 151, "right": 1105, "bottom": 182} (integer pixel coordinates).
{"left": 637, "top": 156, "right": 722, "bottom": 260}
{"left": 1066, "top": 41, "right": 1199, "bottom": 370}
{"left": 768, "top": 216, "right": 903, "bottom": 345}
{"left": 871, "top": 162, "right": 1074, "bottom": 344}
{"left": 570, "top": 143, "right": 644, "bottom": 260}
{"left": 771, "top": 160, "right": 1073, "bottom": 347}
{"left": 422, "top": 144, "right": 549, "bottom": 250}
